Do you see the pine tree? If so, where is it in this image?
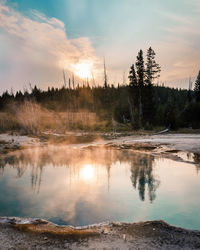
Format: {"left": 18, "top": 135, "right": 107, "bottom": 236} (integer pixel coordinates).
{"left": 194, "top": 70, "right": 200, "bottom": 102}
{"left": 135, "top": 50, "right": 145, "bottom": 125}
{"left": 187, "top": 77, "right": 192, "bottom": 103}
{"left": 128, "top": 64, "right": 139, "bottom": 127}
{"left": 143, "top": 47, "right": 161, "bottom": 125}
{"left": 145, "top": 47, "right": 161, "bottom": 86}
{"left": 129, "top": 64, "right": 138, "bottom": 87}
{"left": 128, "top": 64, "right": 138, "bottom": 108}
{"left": 136, "top": 50, "right": 145, "bottom": 87}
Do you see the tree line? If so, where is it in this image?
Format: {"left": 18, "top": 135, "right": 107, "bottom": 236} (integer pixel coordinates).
{"left": 0, "top": 47, "right": 200, "bottom": 130}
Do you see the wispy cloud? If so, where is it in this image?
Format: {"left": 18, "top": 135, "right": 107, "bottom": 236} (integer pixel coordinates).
{"left": 188, "top": 0, "right": 200, "bottom": 12}
{"left": 0, "top": 2, "right": 100, "bottom": 92}
{"left": 159, "top": 10, "right": 192, "bottom": 25}
{"left": 155, "top": 7, "right": 200, "bottom": 86}
{"left": 0, "top": 0, "right": 200, "bottom": 91}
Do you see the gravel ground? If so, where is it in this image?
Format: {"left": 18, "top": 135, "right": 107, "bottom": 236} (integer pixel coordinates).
{"left": 0, "top": 218, "right": 200, "bottom": 250}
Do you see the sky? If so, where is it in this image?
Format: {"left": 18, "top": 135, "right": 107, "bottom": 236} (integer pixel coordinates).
{"left": 0, "top": 0, "right": 200, "bottom": 93}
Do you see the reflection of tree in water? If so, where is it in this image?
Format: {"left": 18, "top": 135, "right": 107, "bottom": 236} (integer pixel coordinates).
{"left": 31, "top": 164, "right": 43, "bottom": 193}
{"left": 0, "top": 165, "right": 4, "bottom": 176}
{"left": 193, "top": 153, "right": 200, "bottom": 173}
{"left": 0, "top": 146, "right": 126, "bottom": 193}
{"left": 185, "top": 152, "right": 200, "bottom": 173}
{"left": 1, "top": 146, "right": 200, "bottom": 201}
{"left": 130, "top": 154, "right": 160, "bottom": 202}
{"left": 0, "top": 146, "right": 160, "bottom": 199}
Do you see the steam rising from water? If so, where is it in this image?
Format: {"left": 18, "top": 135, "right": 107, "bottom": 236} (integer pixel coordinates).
{"left": 0, "top": 145, "right": 159, "bottom": 202}
{"left": 0, "top": 145, "right": 200, "bottom": 228}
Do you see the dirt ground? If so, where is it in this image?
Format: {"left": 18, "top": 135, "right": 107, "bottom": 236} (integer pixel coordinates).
{"left": 0, "top": 217, "right": 200, "bottom": 250}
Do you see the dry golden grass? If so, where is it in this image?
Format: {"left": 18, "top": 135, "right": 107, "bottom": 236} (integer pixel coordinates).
{"left": 0, "top": 102, "right": 100, "bottom": 133}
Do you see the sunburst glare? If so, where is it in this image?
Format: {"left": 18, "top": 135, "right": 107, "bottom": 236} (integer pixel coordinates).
{"left": 72, "top": 61, "right": 93, "bottom": 79}
{"left": 80, "top": 164, "right": 95, "bottom": 181}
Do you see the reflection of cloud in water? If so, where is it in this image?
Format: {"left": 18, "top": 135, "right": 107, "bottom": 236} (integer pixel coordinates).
{"left": 0, "top": 146, "right": 200, "bottom": 228}
{"left": 0, "top": 146, "right": 160, "bottom": 203}
{"left": 0, "top": 146, "right": 160, "bottom": 201}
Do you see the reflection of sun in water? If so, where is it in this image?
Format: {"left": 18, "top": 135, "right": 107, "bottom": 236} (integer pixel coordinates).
{"left": 80, "top": 164, "right": 95, "bottom": 181}
{"left": 72, "top": 61, "right": 93, "bottom": 79}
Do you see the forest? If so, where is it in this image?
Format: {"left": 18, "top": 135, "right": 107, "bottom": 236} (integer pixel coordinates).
{"left": 0, "top": 48, "right": 200, "bottom": 133}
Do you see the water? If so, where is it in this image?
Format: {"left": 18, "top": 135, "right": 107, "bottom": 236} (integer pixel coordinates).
{"left": 0, "top": 145, "right": 200, "bottom": 229}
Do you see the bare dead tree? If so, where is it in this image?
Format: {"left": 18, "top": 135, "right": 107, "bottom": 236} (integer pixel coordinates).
{"left": 104, "top": 57, "right": 108, "bottom": 88}
{"left": 72, "top": 73, "right": 75, "bottom": 89}
{"left": 91, "top": 72, "right": 96, "bottom": 88}
{"left": 63, "top": 69, "right": 67, "bottom": 88}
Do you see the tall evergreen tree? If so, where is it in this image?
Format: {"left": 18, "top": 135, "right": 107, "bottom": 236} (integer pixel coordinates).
{"left": 143, "top": 47, "right": 161, "bottom": 125}
{"left": 128, "top": 64, "right": 139, "bottom": 107}
{"left": 194, "top": 70, "right": 200, "bottom": 102}
{"left": 136, "top": 50, "right": 145, "bottom": 87}
{"left": 129, "top": 64, "right": 138, "bottom": 87}
{"left": 145, "top": 47, "right": 161, "bottom": 86}
{"left": 187, "top": 77, "right": 192, "bottom": 103}
{"left": 128, "top": 64, "right": 139, "bottom": 128}
{"left": 135, "top": 50, "right": 145, "bottom": 125}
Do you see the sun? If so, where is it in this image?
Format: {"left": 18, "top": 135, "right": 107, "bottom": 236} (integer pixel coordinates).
{"left": 72, "top": 61, "right": 93, "bottom": 79}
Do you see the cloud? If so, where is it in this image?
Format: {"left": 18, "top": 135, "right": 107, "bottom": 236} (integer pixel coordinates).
{"left": 0, "top": 0, "right": 200, "bottom": 91}
{"left": 155, "top": 7, "right": 200, "bottom": 87}
{"left": 0, "top": 2, "right": 100, "bottom": 93}
{"left": 159, "top": 10, "right": 192, "bottom": 25}
{"left": 188, "top": 0, "right": 200, "bottom": 12}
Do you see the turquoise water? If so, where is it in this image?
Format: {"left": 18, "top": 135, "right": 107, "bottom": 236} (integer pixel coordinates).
{"left": 0, "top": 145, "right": 200, "bottom": 229}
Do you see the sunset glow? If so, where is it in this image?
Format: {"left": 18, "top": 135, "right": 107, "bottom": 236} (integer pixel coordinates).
{"left": 72, "top": 61, "right": 93, "bottom": 79}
